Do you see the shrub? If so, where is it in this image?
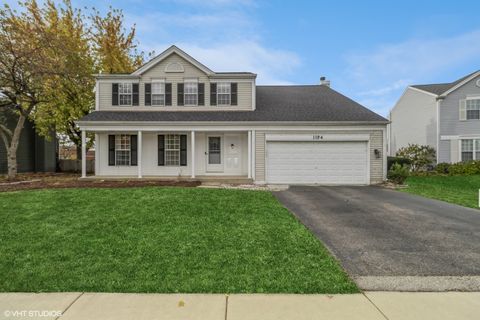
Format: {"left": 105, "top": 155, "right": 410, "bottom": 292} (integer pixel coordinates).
{"left": 435, "top": 162, "right": 451, "bottom": 174}
{"left": 388, "top": 163, "right": 410, "bottom": 184}
{"left": 396, "top": 144, "right": 436, "bottom": 172}
{"left": 448, "top": 161, "right": 480, "bottom": 175}
{"left": 387, "top": 156, "right": 411, "bottom": 171}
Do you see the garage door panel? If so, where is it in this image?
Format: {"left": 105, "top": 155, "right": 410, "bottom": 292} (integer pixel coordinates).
{"left": 266, "top": 141, "right": 368, "bottom": 185}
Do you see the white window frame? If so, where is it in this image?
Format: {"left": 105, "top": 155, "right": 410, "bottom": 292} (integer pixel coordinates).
{"left": 118, "top": 83, "right": 133, "bottom": 106}
{"left": 184, "top": 80, "right": 198, "bottom": 106}
{"left": 115, "top": 134, "right": 131, "bottom": 166}
{"left": 151, "top": 81, "right": 165, "bottom": 106}
{"left": 461, "top": 139, "right": 480, "bottom": 162}
{"left": 165, "top": 134, "right": 181, "bottom": 166}
{"left": 466, "top": 98, "right": 480, "bottom": 120}
{"left": 217, "top": 82, "right": 231, "bottom": 106}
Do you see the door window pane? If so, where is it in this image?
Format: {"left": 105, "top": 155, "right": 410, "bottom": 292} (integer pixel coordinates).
{"left": 208, "top": 137, "right": 221, "bottom": 164}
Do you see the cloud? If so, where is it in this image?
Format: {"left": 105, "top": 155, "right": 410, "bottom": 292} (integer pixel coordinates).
{"left": 342, "top": 30, "right": 480, "bottom": 115}
{"left": 146, "top": 41, "right": 301, "bottom": 84}
{"left": 126, "top": 1, "right": 300, "bottom": 84}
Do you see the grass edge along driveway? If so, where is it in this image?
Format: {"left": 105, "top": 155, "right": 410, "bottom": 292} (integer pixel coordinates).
{"left": 0, "top": 187, "right": 357, "bottom": 294}
{"left": 400, "top": 175, "right": 480, "bottom": 209}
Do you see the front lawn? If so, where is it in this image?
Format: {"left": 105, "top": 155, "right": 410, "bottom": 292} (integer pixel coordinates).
{"left": 401, "top": 175, "right": 480, "bottom": 209}
{"left": 0, "top": 187, "right": 357, "bottom": 293}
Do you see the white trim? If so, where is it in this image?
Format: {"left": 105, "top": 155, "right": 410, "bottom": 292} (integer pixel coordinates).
{"left": 408, "top": 86, "right": 439, "bottom": 97}
{"left": 440, "top": 71, "right": 480, "bottom": 96}
{"left": 95, "top": 82, "right": 99, "bottom": 111}
{"left": 206, "top": 134, "right": 224, "bottom": 172}
{"left": 436, "top": 99, "right": 440, "bottom": 163}
{"left": 94, "top": 133, "right": 99, "bottom": 174}
{"left": 441, "top": 134, "right": 480, "bottom": 140}
{"left": 132, "top": 45, "right": 214, "bottom": 76}
{"left": 191, "top": 131, "right": 195, "bottom": 178}
{"left": 265, "top": 133, "right": 370, "bottom": 142}
{"left": 96, "top": 79, "right": 140, "bottom": 84}
{"left": 367, "top": 139, "right": 371, "bottom": 185}
{"left": 209, "top": 78, "right": 254, "bottom": 83}
{"left": 252, "top": 79, "right": 256, "bottom": 111}
{"left": 466, "top": 95, "right": 480, "bottom": 100}
{"left": 382, "top": 128, "right": 387, "bottom": 181}
{"left": 137, "top": 131, "right": 142, "bottom": 178}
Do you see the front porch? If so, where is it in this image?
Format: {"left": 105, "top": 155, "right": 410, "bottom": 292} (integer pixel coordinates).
{"left": 80, "top": 129, "right": 255, "bottom": 181}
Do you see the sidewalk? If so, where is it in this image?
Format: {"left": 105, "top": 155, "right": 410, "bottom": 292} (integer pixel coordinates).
{"left": 1, "top": 292, "right": 479, "bottom": 320}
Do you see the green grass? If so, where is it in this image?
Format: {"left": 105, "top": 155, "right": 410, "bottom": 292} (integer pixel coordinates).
{"left": 0, "top": 187, "right": 357, "bottom": 293}
{"left": 401, "top": 175, "right": 480, "bottom": 209}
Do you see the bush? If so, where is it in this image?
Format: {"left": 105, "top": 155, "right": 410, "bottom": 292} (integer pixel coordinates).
{"left": 396, "top": 144, "right": 436, "bottom": 172}
{"left": 435, "top": 162, "right": 451, "bottom": 174}
{"left": 388, "top": 163, "right": 410, "bottom": 184}
{"left": 448, "top": 161, "right": 480, "bottom": 175}
{"left": 387, "top": 156, "right": 411, "bottom": 171}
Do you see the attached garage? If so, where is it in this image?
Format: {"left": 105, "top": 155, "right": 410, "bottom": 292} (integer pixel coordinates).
{"left": 265, "top": 134, "right": 370, "bottom": 185}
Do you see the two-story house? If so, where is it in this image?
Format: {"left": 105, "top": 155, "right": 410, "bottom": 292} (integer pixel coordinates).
{"left": 77, "top": 45, "right": 388, "bottom": 185}
{"left": 389, "top": 70, "right": 480, "bottom": 163}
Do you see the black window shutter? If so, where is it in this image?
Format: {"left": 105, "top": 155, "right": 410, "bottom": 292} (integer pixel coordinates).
{"left": 210, "top": 83, "right": 217, "bottom": 106}
{"left": 158, "top": 135, "right": 165, "bottom": 166}
{"left": 145, "top": 83, "right": 151, "bottom": 106}
{"left": 231, "top": 83, "right": 238, "bottom": 105}
{"left": 130, "top": 135, "right": 138, "bottom": 166}
{"left": 112, "top": 84, "right": 119, "bottom": 106}
{"left": 177, "top": 83, "right": 184, "bottom": 106}
{"left": 132, "top": 83, "right": 139, "bottom": 106}
{"left": 165, "top": 83, "right": 172, "bottom": 106}
{"left": 180, "top": 135, "right": 187, "bottom": 166}
{"left": 108, "top": 135, "right": 116, "bottom": 165}
{"left": 198, "top": 83, "right": 205, "bottom": 106}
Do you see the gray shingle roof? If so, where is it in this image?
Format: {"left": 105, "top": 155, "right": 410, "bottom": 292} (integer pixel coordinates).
{"left": 411, "top": 70, "right": 480, "bottom": 95}
{"left": 79, "top": 85, "right": 388, "bottom": 123}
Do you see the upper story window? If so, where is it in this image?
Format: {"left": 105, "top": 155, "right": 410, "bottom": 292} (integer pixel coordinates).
{"left": 461, "top": 139, "right": 480, "bottom": 162}
{"left": 217, "top": 83, "right": 231, "bottom": 105}
{"left": 152, "top": 82, "right": 165, "bottom": 106}
{"left": 466, "top": 99, "right": 480, "bottom": 120}
{"left": 184, "top": 81, "right": 198, "bottom": 106}
{"left": 118, "top": 83, "right": 132, "bottom": 106}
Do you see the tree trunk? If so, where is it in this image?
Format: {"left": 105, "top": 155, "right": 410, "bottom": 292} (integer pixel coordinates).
{"left": 7, "top": 114, "right": 27, "bottom": 179}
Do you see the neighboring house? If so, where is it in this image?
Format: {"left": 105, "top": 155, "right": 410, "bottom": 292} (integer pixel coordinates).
{"left": 0, "top": 112, "right": 57, "bottom": 174}
{"left": 77, "top": 45, "right": 388, "bottom": 185}
{"left": 389, "top": 70, "right": 480, "bottom": 163}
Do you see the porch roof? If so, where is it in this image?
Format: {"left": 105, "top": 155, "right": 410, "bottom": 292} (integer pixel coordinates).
{"left": 79, "top": 85, "right": 388, "bottom": 124}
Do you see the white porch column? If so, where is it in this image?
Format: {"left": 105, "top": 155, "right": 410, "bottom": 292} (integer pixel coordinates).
{"left": 81, "top": 130, "right": 86, "bottom": 178}
{"left": 247, "top": 130, "right": 252, "bottom": 179}
{"left": 252, "top": 129, "right": 256, "bottom": 180}
{"left": 191, "top": 131, "right": 196, "bottom": 178}
{"left": 137, "top": 131, "right": 142, "bottom": 178}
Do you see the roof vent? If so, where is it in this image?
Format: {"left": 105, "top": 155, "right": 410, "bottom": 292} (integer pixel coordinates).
{"left": 320, "top": 76, "right": 330, "bottom": 87}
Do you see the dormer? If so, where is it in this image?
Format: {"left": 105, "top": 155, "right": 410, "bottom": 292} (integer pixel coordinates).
{"left": 94, "top": 45, "right": 257, "bottom": 111}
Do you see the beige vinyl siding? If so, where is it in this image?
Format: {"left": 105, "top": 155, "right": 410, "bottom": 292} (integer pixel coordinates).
{"left": 98, "top": 53, "right": 253, "bottom": 111}
{"left": 255, "top": 129, "right": 384, "bottom": 184}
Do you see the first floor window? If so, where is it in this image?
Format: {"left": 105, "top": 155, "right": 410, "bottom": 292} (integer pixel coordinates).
{"left": 115, "top": 134, "right": 131, "bottom": 165}
{"left": 184, "top": 81, "right": 198, "bottom": 106}
{"left": 217, "top": 82, "right": 231, "bottom": 105}
{"left": 118, "top": 83, "right": 132, "bottom": 106}
{"left": 152, "top": 82, "right": 165, "bottom": 106}
{"left": 165, "top": 134, "right": 180, "bottom": 166}
{"left": 466, "top": 99, "right": 480, "bottom": 120}
{"left": 461, "top": 139, "right": 480, "bottom": 161}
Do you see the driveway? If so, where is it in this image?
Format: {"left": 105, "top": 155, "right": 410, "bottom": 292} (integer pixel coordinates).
{"left": 274, "top": 186, "right": 480, "bottom": 291}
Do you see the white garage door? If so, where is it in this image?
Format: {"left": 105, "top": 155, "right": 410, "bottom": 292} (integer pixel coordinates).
{"left": 266, "top": 141, "right": 368, "bottom": 185}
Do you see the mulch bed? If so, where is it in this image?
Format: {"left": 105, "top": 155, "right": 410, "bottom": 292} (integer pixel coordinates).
{"left": 0, "top": 173, "right": 200, "bottom": 192}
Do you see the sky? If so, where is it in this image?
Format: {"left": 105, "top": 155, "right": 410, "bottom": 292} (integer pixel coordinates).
{"left": 6, "top": 0, "right": 480, "bottom": 116}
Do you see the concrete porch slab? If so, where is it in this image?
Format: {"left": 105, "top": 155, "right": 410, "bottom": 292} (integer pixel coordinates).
{"left": 0, "top": 292, "right": 81, "bottom": 320}
{"left": 59, "top": 293, "right": 226, "bottom": 320}
{"left": 227, "top": 294, "right": 385, "bottom": 320}
{"left": 365, "top": 292, "right": 480, "bottom": 320}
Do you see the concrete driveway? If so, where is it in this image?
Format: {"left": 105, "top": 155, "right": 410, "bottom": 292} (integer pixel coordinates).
{"left": 274, "top": 186, "right": 480, "bottom": 291}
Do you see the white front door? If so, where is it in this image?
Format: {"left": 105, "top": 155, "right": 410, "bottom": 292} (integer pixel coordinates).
{"left": 206, "top": 135, "right": 223, "bottom": 172}
{"left": 224, "top": 134, "right": 242, "bottom": 175}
